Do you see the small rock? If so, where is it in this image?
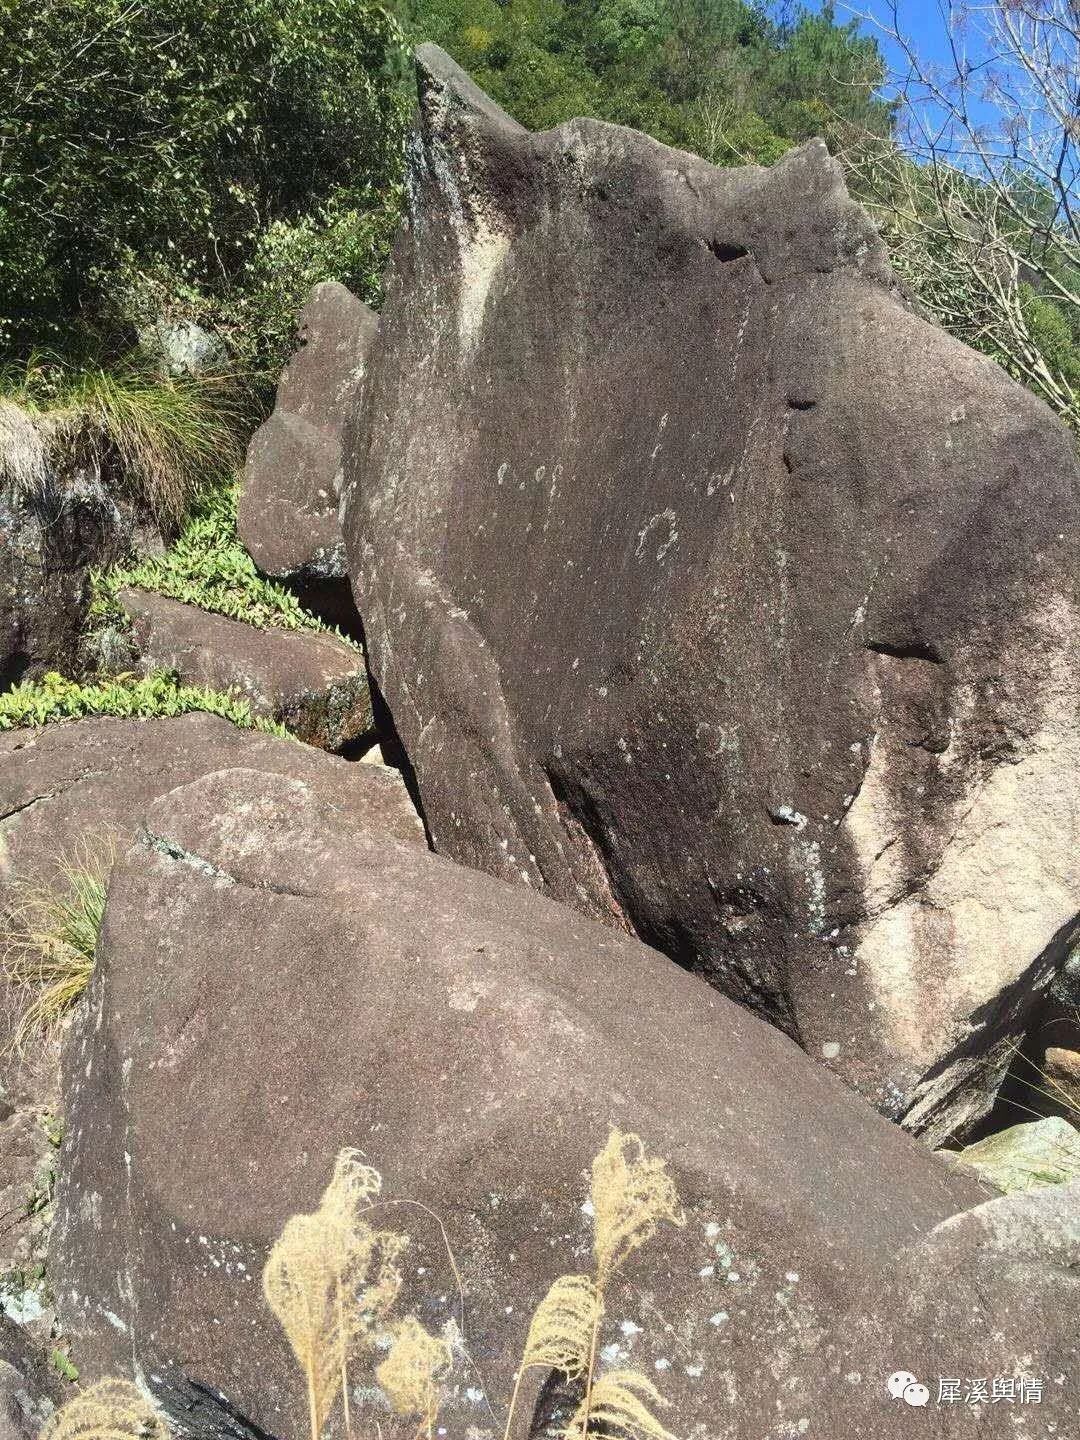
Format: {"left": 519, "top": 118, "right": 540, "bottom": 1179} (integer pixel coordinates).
{"left": 138, "top": 319, "right": 228, "bottom": 378}
{"left": 1042, "top": 1046, "right": 1080, "bottom": 1117}
{"left": 239, "top": 282, "right": 377, "bottom": 587}
{"left": 954, "top": 1116, "right": 1080, "bottom": 1193}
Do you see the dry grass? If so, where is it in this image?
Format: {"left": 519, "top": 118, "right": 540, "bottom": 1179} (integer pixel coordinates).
{"left": 0, "top": 399, "right": 51, "bottom": 499}
{"left": 45, "top": 1129, "right": 689, "bottom": 1440}
{"left": 42, "top": 1377, "right": 166, "bottom": 1440}
{"left": 2, "top": 839, "right": 112, "bottom": 1054}
{"left": 262, "top": 1149, "right": 407, "bottom": 1440}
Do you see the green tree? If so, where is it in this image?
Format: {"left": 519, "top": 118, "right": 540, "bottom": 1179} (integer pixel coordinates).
{"left": 0, "top": 0, "right": 409, "bottom": 361}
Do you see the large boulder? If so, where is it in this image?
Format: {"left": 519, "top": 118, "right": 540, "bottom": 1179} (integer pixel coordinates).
{"left": 239, "top": 283, "right": 377, "bottom": 592}
{"left": 341, "top": 47, "right": 1080, "bottom": 1145}
{"left": 118, "top": 587, "right": 373, "bottom": 751}
{"left": 0, "top": 404, "right": 161, "bottom": 687}
{"left": 50, "top": 765, "right": 1014, "bottom": 1440}
{"left": 0, "top": 716, "right": 422, "bottom": 1274}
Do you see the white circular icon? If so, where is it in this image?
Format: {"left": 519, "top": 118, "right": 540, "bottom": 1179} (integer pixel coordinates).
{"left": 903, "top": 1383, "right": 930, "bottom": 1408}
{"left": 887, "top": 1371, "right": 918, "bottom": 1400}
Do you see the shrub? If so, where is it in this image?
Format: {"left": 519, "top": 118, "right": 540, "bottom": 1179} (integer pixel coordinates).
{"left": 0, "top": 0, "right": 410, "bottom": 363}
{"left": 0, "top": 671, "right": 288, "bottom": 737}
{"left": 2, "top": 841, "right": 111, "bottom": 1051}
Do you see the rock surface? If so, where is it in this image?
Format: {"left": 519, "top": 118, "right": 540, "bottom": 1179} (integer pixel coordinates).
{"left": 0, "top": 404, "right": 161, "bottom": 687}
{"left": 239, "top": 282, "right": 377, "bottom": 586}
{"left": 822, "top": 1179, "right": 1080, "bottom": 1431}
{"left": 0, "top": 716, "right": 422, "bottom": 1273}
{"left": 0, "top": 1316, "right": 60, "bottom": 1440}
{"left": 342, "top": 46, "right": 1080, "bottom": 1145}
{"left": 118, "top": 586, "right": 373, "bottom": 751}
{"left": 50, "top": 765, "right": 1005, "bottom": 1440}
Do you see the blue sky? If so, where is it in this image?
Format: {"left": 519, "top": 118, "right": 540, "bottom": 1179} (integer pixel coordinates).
{"left": 796, "top": 1, "right": 995, "bottom": 132}
{"left": 801, "top": 1, "right": 970, "bottom": 79}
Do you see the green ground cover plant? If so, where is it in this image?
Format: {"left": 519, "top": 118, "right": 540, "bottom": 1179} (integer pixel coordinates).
{"left": 91, "top": 486, "right": 358, "bottom": 643}
{"left": 0, "top": 671, "right": 287, "bottom": 737}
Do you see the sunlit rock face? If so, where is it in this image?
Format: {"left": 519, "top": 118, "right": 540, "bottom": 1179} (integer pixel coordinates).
{"left": 342, "top": 45, "right": 1080, "bottom": 1144}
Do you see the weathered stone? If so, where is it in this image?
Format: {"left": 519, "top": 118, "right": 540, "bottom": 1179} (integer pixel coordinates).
{"left": 1043, "top": 1047, "right": 1080, "bottom": 1117}
{"left": 118, "top": 587, "right": 373, "bottom": 751}
{"left": 51, "top": 766, "right": 1000, "bottom": 1440}
{"left": 0, "top": 715, "right": 423, "bottom": 1272}
{"left": 138, "top": 320, "right": 228, "bottom": 378}
{"left": 820, "top": 1179, "right": 1080, "bottom": 1428}
{"left": 341, "top": 47, "right": 1080, "bottom": 1145}
{"left": 954, "top": 1117, "right": 1080, "bottom": 1193}
{"left": 0, "top": 1316, "right": 60, "bottom": 1440}
{"left": 0, "top": 404, "right": 161, "bottom": 686}
{"left": 239, "top": 283, "right": 377, "bottom": 586}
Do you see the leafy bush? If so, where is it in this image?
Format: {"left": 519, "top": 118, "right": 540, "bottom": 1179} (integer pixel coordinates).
{"left": 2, "top": 841, "right": 111, "bottom": 1051}
{"left": 92, "top": 486, "right": 355, "bottom": 641}
{"left": 1, "top": 0, "right": 409, "bottom": 368}
{"left": 0, "top": 354, "right": 247, "bottom": 523}
{"left": 0, "top": 671, "right": 287, "bottom": 736}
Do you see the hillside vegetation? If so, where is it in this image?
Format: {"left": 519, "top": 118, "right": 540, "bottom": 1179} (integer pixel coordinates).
{"left": 1, "top": 0, "right": 1077, "bottom": 450}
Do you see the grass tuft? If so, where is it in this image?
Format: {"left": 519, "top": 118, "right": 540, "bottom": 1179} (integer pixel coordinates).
{"left": 2, "top": 840, "right": 111, "bottom": 1052}
{"left": 0, "top": 352, "right": 248, "bottom": 526}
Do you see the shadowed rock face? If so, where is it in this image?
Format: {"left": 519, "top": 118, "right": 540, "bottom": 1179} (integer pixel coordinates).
{"left": 341, "top": 46, "right": 1080, "bottom": 1144}
{"left": 0, "top": 406, "right": 162, "bottom": 685}
{"left": 52, "top": 767, "right": 998, "bottom": 1440}
{"left": 240, "top": 282, "right": 377, "bottom": 586}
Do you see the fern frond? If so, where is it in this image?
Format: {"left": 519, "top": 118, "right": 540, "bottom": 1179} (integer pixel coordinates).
{"left": 520, "top": 1274, "right": 602, "bottom": 1378}
{"left": 591, "top": 1130, "right": 684, "bottom": 1286}
{"left": 376, "top": 1316, "right": 452, "bottom": 1432}
{"left": 42, "top": 1378, "right": 167, "bottom": 1440}
{"left": 565, "top": 1371, "right": 676, "bottom": 1440}
{"left": 263, "top": 1152, "right": 408, "bottom": 1440}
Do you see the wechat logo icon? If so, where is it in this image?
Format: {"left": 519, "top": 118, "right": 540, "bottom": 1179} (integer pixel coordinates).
{"left": 887, "top": 1371, "right": 931, "bottom": 1407}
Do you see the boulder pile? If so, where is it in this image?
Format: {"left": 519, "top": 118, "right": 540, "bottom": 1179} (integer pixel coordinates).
{"left": 0, "top": 43, "right": 1077, "bottom": 1440}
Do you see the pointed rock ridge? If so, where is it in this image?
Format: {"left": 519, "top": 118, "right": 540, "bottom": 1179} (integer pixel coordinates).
{"left": 341, "top": 49, "right": 1080, "bottom": 1144}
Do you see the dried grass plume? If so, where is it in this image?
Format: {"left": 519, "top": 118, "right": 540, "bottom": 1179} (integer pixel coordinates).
{"left": 591, "top": 1128, "right": 684, "bottom": 1286}
{"left": 42, "top": 1378, "right": 167, "bottom": 1440}
{"left": 263, "top": 1150, "right": 407, "bottom": 1440}
{"left": 567, "top": 1371, "right": 676, "bottom": 1440}
{"left": 375, "top": 1317, "right": 452, "bottom": 1435}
